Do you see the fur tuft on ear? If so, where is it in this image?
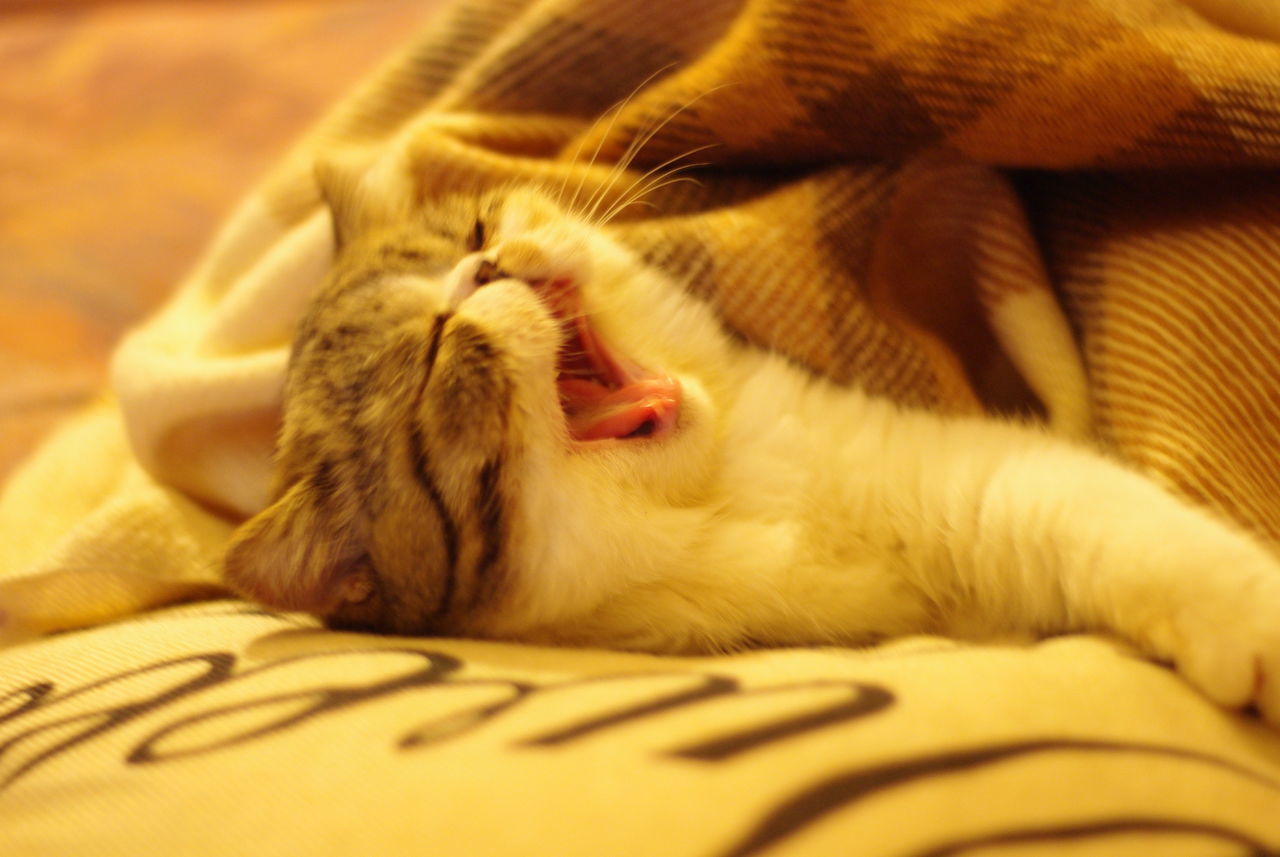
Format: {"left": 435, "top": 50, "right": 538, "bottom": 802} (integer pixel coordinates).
{"left": 314, "top": 147, "right": 412, "bottom": 249}
{"left": 223, "top": 480, "right": 370, "bottom": 615}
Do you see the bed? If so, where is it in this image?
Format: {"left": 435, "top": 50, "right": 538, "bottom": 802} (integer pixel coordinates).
{"left": 4, "top": 1, "right": 1280, "bottom": 853}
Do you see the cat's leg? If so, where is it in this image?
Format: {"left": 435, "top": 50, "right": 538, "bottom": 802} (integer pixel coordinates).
{"left": 935, "top": 438, "right": 1280, "bottom": 724}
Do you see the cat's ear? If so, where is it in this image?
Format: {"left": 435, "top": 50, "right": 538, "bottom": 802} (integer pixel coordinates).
{"left": 223, "top": 479, "right": 373, "bottom": 614}
{"left": 314, "top": 147, "right": 411, "bottom": 248}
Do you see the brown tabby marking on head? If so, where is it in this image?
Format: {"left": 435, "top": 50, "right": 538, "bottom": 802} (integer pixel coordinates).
{"left": 225, "top": 150, "right": 558, "bottom": 637}
{"left": 405, "top": 419, "right": 460, "bottom": 621}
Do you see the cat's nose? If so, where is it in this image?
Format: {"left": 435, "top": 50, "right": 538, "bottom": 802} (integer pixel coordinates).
{"left": 473, "top": 258, "right": 505, "bottom": 287}
{"left": 446, "top": 253, "right": 506, "bottom": 307}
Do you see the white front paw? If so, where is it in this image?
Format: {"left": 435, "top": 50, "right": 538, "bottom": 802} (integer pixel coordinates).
{"left": 1159, "top": 574, "right": 1280, "bottom": 725}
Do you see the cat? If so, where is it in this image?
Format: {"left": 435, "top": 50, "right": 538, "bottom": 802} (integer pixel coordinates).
{"left": 220, "top": 152, "right": 1280, "bottom": 726}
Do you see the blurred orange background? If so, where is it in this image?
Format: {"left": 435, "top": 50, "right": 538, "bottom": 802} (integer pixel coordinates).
{"left": 0, "top": 0, "right": 440, "bottom": 485}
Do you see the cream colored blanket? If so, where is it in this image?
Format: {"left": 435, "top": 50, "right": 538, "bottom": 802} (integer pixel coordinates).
{"left": 3, "top": 0, "right": 1280, "bottom": 853}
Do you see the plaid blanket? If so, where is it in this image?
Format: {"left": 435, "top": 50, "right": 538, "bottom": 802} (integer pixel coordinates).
{"left": 3, "top": 0, "right": 1280, "bottom": 638}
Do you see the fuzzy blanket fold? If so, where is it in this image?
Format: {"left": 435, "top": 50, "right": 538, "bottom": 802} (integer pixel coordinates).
{"left": 9, "top": 0, "right": 1280, "bottom": 598}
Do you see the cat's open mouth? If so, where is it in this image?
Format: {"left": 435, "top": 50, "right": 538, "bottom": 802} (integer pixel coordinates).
{"left": 541, "top": 280, "right": 681, "bottom": 442}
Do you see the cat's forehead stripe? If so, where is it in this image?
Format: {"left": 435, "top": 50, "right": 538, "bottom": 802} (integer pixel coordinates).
{"left": 408, "top": 418, "right": 459, "bottom": 619}
{"left": 469, "top": 455, "right": 506, "bottom": 612}
{"left": 407, "top": 313, "right": 459, "bottom": 620}
{"left": 424, "top": 312, "right": 448, "bottom": 374}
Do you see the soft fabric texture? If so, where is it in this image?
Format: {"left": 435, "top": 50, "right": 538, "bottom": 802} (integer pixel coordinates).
{"left": 3, "top": 0, "right": 1280, "bottom": 853}
{"left": 3, "top": 605, "right": 1279, "bottom": 856}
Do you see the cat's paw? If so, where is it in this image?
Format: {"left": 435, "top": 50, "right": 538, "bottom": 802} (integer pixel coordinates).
{"left": 1156, "top": 572, "right": 1280, "bottom": 726}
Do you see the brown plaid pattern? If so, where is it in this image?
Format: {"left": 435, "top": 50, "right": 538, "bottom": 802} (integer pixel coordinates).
{"left": 5, "top": 0, "right": 1280, "bottom": 591}
{"left": 255, "top": 0, "right": 1279, "bottom": 541}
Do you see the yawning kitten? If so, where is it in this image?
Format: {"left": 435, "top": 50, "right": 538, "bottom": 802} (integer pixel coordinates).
{"left": 222, "top": 154, "right": 1280, "bottom": 725}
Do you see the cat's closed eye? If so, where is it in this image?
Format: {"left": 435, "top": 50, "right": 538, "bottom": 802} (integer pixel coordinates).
{"left": 467, "top": 217, "right": 486, "bottom": 252}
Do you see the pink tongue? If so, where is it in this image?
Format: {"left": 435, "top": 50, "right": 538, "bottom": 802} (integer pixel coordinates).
{"left": 560, "top": 376, "right": 682, "bottom": 441}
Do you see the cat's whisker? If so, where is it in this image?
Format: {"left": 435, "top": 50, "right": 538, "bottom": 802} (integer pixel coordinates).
{"left": 577, "top": 72, "right": 697, "bottom": 221}
{"left": 606, "top": 199, "right": 660, "bottom": 219}
{"left": 567, "top": 108, "right": 625, "bottom": 220}
{"left": 580, "top": 106, "right": 672, "bottom": 222}
{"left": 554, "top": 137, "right": 591, "bottom": 213}
{"left": 612, "top": 85, "right": 728, "bottom": 181}
{"left": 599, "top": 166, "right": 708, "bottom": 226}
{"left": 562, "top": 66, "right": 676, "bottom": 218}
{"left": 594, "top": 143, "right": 715, "bottom": 226}
{"left": 559, "top": 107, "right": 628, "bottom": 216}
{"left": 583, "top": 86, "right": 726, "bottom": 225}
{"left": 601, "top": 163, "right": 710, "bottom": 225}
